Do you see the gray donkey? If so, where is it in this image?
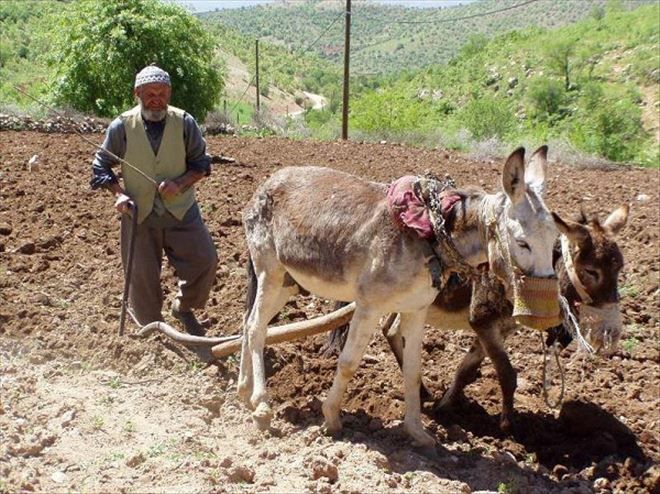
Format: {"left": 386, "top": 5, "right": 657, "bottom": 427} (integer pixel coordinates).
{"left": 239, "top": 146, "right": 563, "bottom": 446}
{"left": 326, "top": 205, "right": 629, "bottom": 432}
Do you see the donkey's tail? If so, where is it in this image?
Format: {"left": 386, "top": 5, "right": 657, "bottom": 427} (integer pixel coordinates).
{"left": 244, "top": 253, "right": 258, "bottom": 328}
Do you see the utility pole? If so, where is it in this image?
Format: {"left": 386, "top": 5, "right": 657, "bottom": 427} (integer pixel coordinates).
{"left": 255, "top": 39, "right": 261, "bottom": 112}
{"left": 341, "top": 0, "right": 351, "bottom": 140}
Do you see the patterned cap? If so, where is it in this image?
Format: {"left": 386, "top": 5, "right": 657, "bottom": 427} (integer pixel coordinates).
{"left": 134, "top": 65, "right": 171, "bottom": 88}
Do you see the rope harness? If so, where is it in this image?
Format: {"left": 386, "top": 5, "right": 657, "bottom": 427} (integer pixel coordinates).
{"left": 414, "top": 175, "right": 479, "bottom": 287}
{"left": 541, "top": 334, "right": 565, "bottom": 408}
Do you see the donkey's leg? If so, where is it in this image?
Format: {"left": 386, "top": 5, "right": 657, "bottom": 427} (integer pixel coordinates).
{"left": 238, "top": 334, "right": 253, "bottom": 404}
{"left": 469, "top": 274, "right": 517, "bottom": 432}
{"left": 399, "top": 309, "right": 435, "bottom": 448}
{"left": 238, "top": 279, "right": 296, "bottom": 406}
{"left": 241, "top": 269, "right": 296, "bottom": 430}
{"left": 437, "top": 340, "right": 485, "bottom": 410}
{"left": 322, "top": 307, "right": 380, "bottom": 435}
{"left": 237, "top": 256, "right": 259, "bottom": 404}
{"left": 238, "top": 267, "right": 300, "bottom": 405}
{"left": 473, "top": 321, "right": 517, "bottom": 432}
{"left": 383, "top": 314, "right": 434, "bottom": 403}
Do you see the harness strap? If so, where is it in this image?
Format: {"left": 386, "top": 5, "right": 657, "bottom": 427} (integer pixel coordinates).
{"left": 560, "top": 235, "right": 593, "bottom": 304}
{"left": 421, "top": 241, "right": 444, "bottom": 289}
{"left": 415, "top": 177, "right": 477, "bottom": 282}
{"left": 541, "top": 333, "right": 565, "bottom": 408}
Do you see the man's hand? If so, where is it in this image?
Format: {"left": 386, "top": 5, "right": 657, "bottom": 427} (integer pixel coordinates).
{"left": 114, "top": 193, "right": 133, "bottom": 214}
{"left": 157, "top": 179, "right": 181, "bottom": 199}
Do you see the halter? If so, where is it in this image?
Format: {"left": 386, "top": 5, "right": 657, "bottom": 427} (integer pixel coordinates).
{"left": 485, "top": 199, "right": 561, "bottom": 331}
{"left": 542, "top": 235, "right": 599, "bottom": 409}
{"left": 559, "top": 235, "right": 596, "bottom": 354}
{"left": 560, "top": 235, "right": 593, "bottom": 304}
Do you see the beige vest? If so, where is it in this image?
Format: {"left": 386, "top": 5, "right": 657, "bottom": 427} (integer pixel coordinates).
{"left": 121, "top": 105, "right": 195, "bottom": 224}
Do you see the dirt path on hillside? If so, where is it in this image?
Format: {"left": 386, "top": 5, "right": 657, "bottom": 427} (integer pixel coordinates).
{"left": 223, "top": 52, "right": 305, "bottom": 117}
{"left": 1, "top": 132, "right": 658, "bottom": 493}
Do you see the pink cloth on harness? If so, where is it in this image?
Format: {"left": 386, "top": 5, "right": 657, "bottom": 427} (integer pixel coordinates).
{"left": 387, "top": 176, "right": 461, "bottom": 239}
{"left": 387, "top": 176, "right": 434, "bottom": 239}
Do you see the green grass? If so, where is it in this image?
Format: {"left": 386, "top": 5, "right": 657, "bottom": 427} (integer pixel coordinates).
{"left": 622, "top": 336, "right": 640, "bottom": 354}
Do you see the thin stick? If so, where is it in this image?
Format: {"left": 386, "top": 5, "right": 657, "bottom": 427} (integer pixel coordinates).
{"left": 12, "top": 85, "right": 158, "bottom": 187}
{"left": 119, "top": 206, "right": 138, "bottom": 336}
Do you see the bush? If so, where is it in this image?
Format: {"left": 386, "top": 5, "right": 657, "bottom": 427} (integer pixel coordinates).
{"left": 455, "top": 96, "right": 515, "bottom": 140}
{"left": 350, "top": 88, "right": 433, "bottom": 132}
{"left": 47, "top": 0, "right": 224, "bottom": 120}
{"left": 526, "top": 77, "right": 569, "bottom": 121}
{"left": 570, "top": 97, "right": 645, "bottom": 162}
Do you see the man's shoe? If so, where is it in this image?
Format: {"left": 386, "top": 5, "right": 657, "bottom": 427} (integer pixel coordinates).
{"left": 171, "top": 301, "right": 206, "bottom": 337}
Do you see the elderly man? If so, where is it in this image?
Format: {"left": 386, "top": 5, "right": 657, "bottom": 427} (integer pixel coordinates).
{"left": 91, "top": 64, "right": 217, "bottom": 336}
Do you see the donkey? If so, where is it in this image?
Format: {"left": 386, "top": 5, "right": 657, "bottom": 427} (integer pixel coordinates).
{"left": 331, "top": 204, "right": 629, "bottom": 431}
{"left": 239, "top": 146, "right": 563, "bottom": 447}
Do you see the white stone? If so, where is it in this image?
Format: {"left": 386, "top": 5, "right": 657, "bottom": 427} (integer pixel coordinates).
{"left": 51, "top": 471, "right": 67, "bottom": 483}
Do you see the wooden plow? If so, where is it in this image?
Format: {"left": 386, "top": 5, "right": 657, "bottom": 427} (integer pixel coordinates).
{"left": 135, "top": 302, "right": 356, "bottom": 359}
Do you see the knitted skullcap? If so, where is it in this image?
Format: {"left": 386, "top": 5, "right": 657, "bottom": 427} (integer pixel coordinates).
{"left": 134, "top": 64, "right": 171, "bottom": 88}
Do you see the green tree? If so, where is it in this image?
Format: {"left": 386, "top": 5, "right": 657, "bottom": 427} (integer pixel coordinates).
{"left": 47, "top": 0, "right": 224, "bottom": 120}
{"left": 543, "top": 38, "right": 577, "bottom": 91}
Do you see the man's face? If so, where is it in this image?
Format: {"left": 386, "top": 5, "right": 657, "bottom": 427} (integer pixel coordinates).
{"left": 135, "top": 83, "right": 171, "bottom": 121}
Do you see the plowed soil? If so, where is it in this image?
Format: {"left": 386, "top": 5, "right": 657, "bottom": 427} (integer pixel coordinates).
{"left": 1, "top": 131, "right": 658, "bottom": 494}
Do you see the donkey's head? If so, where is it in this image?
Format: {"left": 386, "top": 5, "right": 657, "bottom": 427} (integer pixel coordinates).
{"left": 553, "top": 205, "right": 629, "bottom": 353}
{"left": 486, "top": 146, "right": 563, "bottom": 330}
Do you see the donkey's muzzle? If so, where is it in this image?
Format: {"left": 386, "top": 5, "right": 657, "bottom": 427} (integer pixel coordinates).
{"left": 512, "top": 276, "right": 560, "bottom": 330}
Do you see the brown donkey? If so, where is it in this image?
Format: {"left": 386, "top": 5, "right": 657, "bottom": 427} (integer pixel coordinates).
{"left": 332, "top": 204, "right": 629, "bottom": 431}
{"left": 239, "top": 146, "right": 563, "bottom": 447}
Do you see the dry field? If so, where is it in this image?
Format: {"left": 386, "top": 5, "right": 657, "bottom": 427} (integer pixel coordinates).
{"left": 1, "top": 131, "right": 658, "bottom": 493}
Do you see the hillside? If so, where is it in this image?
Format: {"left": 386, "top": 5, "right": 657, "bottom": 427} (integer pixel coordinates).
{"left": 0, "top": 1, "right": 339, "bottom": 121}
{"left": 344, "top": 3, "right": 660, "bottom": 166}
{"left": 204, "top": 22, "right": 342, "bottom": 112}
{"left": 0, "top": 1, "right": 58, "bottom": 112}
{"left": 201, "top": 0, "right": 654, "bottom": 75}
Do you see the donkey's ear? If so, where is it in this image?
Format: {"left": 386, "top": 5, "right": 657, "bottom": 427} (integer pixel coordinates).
{"left": 525, "top": 145, "right": 548, "bottom": 197}
{"left": 553, "top": 212, "right": 589, "bottom": 245}
{"left": 602, "top": 204, "right": 629, "bottom": 235}
{"left": 502, "top": 147, "right": 526, "bottom": 204}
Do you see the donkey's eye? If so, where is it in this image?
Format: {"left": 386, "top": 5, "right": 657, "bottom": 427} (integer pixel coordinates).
{"left": 585, "top": 269, "right": 600, "bottom": 280}
{"left": 516, "top": 240, "right": 531, "bottom": 251}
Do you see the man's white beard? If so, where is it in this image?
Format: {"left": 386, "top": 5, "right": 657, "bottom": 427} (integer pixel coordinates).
{"left": 139, "top": 100, "right": 167, "bottom": 122}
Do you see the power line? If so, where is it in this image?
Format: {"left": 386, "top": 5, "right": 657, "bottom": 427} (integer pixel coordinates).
{"left": 228, "top": 11, "right": 345, "bottom": 115}
{"left": 351, "top": 0, "right": 540, "bottom": 56}
{"left": 356, "top": 0, "right": 541, "bottom": 25}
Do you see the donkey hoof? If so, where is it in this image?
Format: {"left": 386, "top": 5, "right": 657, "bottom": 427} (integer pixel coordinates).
{"left": 321, "top": 404, "right": 342, "bottom": 436}
{"left": 237, "top": 384, "right": 253, "bottom": 407}
{"left": 405, "top": 425, "right": 435, "bottom": 449}
{"left": 252, "top": 402, "right": 273, "bottom": 431}
{"left": 323, "top": 419, "right": 343, "bottom": 437}
{"left": 434, "top": 394, "right": 455, "bottom": 413}
{"left": 499, "top": 416, "right": 514, "bottom": 435}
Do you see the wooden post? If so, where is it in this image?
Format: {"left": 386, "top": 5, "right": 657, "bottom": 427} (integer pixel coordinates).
{"left": 341, "top": 0, "right": 351, "bottom": 140}
{"left": 255, "top": 39, "right": 261, "bottom": 112}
